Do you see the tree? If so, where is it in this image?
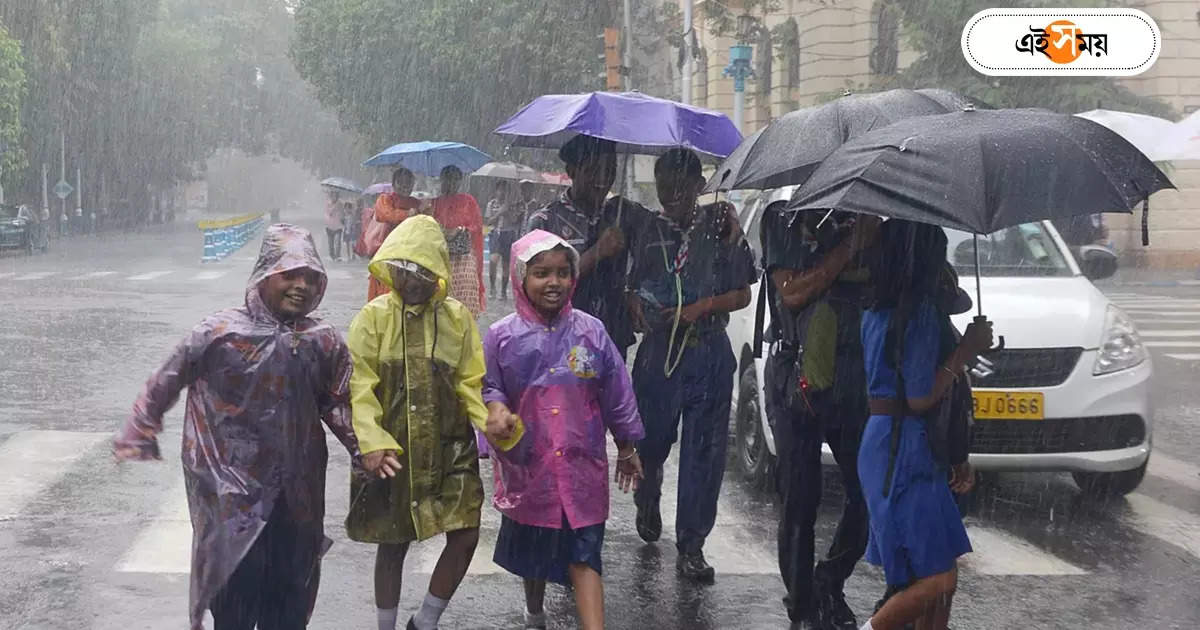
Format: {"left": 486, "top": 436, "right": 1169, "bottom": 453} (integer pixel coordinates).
{"left": 290, "top": 0, "right": 620, "bottom": 165}
{"left": 0, "top": 20, "right": 25, "bottom": 194}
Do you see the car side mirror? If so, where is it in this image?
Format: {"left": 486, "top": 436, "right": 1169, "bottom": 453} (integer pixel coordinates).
{"left": 1078, "top": 245, "right": 1118, "bottom": 281}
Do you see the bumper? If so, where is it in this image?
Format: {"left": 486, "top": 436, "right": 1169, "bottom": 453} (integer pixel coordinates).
{"left": 816, "top": 350, "right": 1153, "bottom": 474}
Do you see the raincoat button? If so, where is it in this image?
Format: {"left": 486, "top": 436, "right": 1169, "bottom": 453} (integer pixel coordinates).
{"left": 549, "top": 368, "right": 556, "bottom": 374}
{"left": 555, "top": 450, "right": 562, "bottom": 457}
{"left": 411, "top": 501, "right": 418, "bottom": 508}
{"left": 410, "top": 405, "right": 417, "bottom": 412}
{"left": 551, "top": 408, "right": 559, "bottom": 415}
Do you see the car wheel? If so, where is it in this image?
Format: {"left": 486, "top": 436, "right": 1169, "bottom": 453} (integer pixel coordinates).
{"left": 1072, "top": 460, "right": 1148, "bottom": 497}
{"left": 734, "top": 363, "right": 774, "bottom": 491}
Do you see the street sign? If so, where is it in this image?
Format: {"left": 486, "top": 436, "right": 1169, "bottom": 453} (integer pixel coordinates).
{"left": 54, "top": 179, "right": 73, "bottom": 200}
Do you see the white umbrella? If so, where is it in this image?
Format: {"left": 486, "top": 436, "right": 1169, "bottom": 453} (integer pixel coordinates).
{"left": 1075, "top": 109, "right": 1175, "bottom": 162}
{"left": 1159, "top": 109, "right": 1200, "bottom": 161}
{"left": 472, "top": 161, "right": 541, "bottom": 181}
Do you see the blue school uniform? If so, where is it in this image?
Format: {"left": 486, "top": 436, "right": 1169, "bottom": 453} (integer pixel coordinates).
{"left": 858, "top": 300, "right": 972, "bottom": 587}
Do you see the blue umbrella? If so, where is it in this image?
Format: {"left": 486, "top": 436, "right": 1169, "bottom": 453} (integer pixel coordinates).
{"left": 493, "top": 91, "right": 742, "bottom": 159}
{"left": 363, "top": 141, "right": 491, "bottom": 176}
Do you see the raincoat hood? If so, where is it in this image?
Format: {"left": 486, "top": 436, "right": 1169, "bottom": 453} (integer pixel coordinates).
{"left": 510, "top": 229, "right": 581, "bottom": 323}
{"left": 368, "top": 214, "right": 450, "bottom": 302}
{"left": 246, "top": 223, "right": 329, "bottom": 320}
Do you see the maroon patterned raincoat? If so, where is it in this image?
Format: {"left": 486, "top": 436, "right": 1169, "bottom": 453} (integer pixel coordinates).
{"left": 113, "top": 224, "right": 362, "bottom": 629}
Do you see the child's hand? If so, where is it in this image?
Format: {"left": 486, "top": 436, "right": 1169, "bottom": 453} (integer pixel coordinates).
{"left": 486, "top": 403, "right": 517, "bottom": 443}
{"left": 615, "top": 449, "right": 643, "bottom": 493}
{"left": 364, "top": 450, "right": 403, "bottom": 479}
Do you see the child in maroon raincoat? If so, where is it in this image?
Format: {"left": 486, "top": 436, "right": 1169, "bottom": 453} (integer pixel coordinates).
{"left": 113, "top": 224, "right": 377, "bottom": 630}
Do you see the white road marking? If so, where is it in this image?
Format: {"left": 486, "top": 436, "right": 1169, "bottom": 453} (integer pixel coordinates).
{"left": 115, "top": 473, "right": 192, "bottom": 573}
{"left": 1124, "top": 311, "right": 1200, "bottom": 318}
{"left": 1144, "top": 341, "right": 1200, "bottom": 348}
{"left": 191, "top": 270, "right": 227, "bottom": 281}
{"left": 79, "top": 271, "right": 118, "bottom": 278}
{"left": 1148, "top": 453, "right": 1200, "bottom": 493}
{"left": 1136, "top": 330, "right": 1200, "bottom": 338}
{"left": 13, "top": 271, "right": 57, "bottom": 281}
{"left": 1131, "top": 319, "right": 1200, "bottom": 325}
{"left": 325, "top": 269, "right": 352, "bottom": 280}
{"left": 1165, "top": 353, "right": 1200, "bottom": 361}
{"left": 0, "top": 431, "right": 108, "bottom": 520}
{"left": 128, "top": 270, "right": 173, "bottom": 281}
{"left": 1124, "top": 493, "right": 1200, "bottom": 561}
{"left": 960, "top": 526, "right": 1088, "bottom": 576}
{"left": 0, "top": 271, "right": 16, "bottom": 279}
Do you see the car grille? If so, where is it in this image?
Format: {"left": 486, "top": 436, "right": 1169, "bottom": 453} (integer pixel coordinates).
{"left": 970, "top": 347, "right": 1083, "bottom": 388}
{"left": 970, "top": 415, "right": 1145, "bottom": 454}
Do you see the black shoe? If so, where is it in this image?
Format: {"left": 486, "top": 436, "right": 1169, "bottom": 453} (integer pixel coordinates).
{"left": 676, "top": 550, "right": 715, "bottom": 583}
{"left": 788, "top": 618, "right": 820, "bottom": 630}
{"left": 405, "top": 618, "right": 418, "bottom": 630}
{"left": 818, "top": 592, "right": 857, "bottom": 630}
{"left": 636, "top": 501, "right": 661, "bottom": 543}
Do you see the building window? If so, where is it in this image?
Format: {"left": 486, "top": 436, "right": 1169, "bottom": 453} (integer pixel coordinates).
{"left": 870, "top": 0, "right": 900, "bottom": 76}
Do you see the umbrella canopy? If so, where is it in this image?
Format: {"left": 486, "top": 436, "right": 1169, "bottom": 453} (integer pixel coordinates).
{"left": 540, "top": 172, "right": 571, "bottom": 187}
{"left": 704, "top": 88, "right": 976, "bottom": 193}
{"left": 472, "top": 161, "right": 541, "bottom": 181}
{"left": 363, "top": 141, "right": 491, "bottom": 176}
{"left": 320, "top": 176, "right": 363, "bottom": 194}
{"left": 493, "top": 91, "right": 742, "bottom": 159}
{"left": 362, "top": 182, "right": 392, "bottom": 196}
{"left": 1075, "top": 109, "right": 1175, "bottom": 162}
{"left": 1159, "top": 109, "right": 1200, "bottom": 161}
{"left": 787, "top": 108, "right": 1173, "bottom": 235}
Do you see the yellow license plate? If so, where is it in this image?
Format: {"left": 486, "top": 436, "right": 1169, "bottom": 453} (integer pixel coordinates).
{"left": 972, "top": 391, "right": 1045, "bottom": 420}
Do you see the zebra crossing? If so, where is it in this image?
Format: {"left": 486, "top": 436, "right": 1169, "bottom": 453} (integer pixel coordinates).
{"left": 1108, "top": 291, "right": 1200, "bottom": 362}
{"left": 4, "top": 428, "right": 1200, "bottom": 586}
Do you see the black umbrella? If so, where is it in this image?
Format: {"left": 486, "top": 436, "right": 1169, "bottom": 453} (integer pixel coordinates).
{"left": 703, "top": 88, "right": 978, "bottom": 193}
{"left": 787, "top": 107, "right": 1173, "bottom": 346}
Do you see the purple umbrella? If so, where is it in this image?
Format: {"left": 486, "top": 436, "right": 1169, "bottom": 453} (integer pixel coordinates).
{"left": 362, "top": 182, "right": 392, "bottom": 196}
{"left": 494, "top": 91, "right": 742, "bottom": 159}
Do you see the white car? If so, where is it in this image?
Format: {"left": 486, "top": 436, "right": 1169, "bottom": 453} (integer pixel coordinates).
{"left": 727, "top": 187, "right": 1153, "bottom": 497}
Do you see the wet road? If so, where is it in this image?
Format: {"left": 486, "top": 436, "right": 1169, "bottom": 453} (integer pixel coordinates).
{"left": 2, "top": 217, "right": 1200, "bottom": 629}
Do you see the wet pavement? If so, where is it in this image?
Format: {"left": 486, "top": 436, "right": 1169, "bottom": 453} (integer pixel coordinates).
{"left": 2, "top": 214, "right": 1200, "bottom": 629}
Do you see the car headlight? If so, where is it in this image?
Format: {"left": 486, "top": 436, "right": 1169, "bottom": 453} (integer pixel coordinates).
{"left": 1093, "top": 305, "right": 1148, "bottom": 375}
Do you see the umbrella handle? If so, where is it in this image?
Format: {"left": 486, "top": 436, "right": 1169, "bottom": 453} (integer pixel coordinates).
{"left": 974, "top": 315, "right": 1005, "bottom": 353}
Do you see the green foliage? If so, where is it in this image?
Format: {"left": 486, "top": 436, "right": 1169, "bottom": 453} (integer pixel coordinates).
{"left": 290, "top": 0, "right": 619, "bottom": 165}
{"left": 0, "top": 20, "right": 25, "bottom": 188}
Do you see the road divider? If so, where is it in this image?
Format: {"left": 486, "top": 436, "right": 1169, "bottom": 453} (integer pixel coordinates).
{"left": 198, "top": 213, "right": 266, "bottom": 263}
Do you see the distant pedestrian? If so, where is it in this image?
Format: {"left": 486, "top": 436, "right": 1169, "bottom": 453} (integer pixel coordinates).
{"left": 346, "top": 215, "right": 489, "bottom": 630}
{"left": 482, "top": 230, "right": 644, "bottom": 630}
{"left": 431, "top": 165, "right": 486, "bottom": 316}
{"left": 342, "top": 200, "right": 360, "bottom": 261}
{"left": 325, "top": 189, "right": 345, "bottom": 261}
{"left": 113, "top": 224, "right": 374, "bottom": 630}
{"left": 856, "top": 220, "right": 991, "bottom": 630}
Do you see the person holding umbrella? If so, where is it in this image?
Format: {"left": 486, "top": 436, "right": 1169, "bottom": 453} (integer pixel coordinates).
{"left": 761, "top": 204, "right": 879, "bottom": 630}
{"left": 855, "top": 220, "right": 992, "bottom": 630}
{"left": 524, "top": 135, "right": 640, "bottom": 358}
{"left": 366, "top": 168, "right": 422, "bottom": 302}
{"left": 324, "top": 188, "right": 346, "bottom": 261}
{"left": 431, "top": 165, "right": 486, "bottom": 317}
{"left": 626, "top": 148, "right": 757, "bottom": 583}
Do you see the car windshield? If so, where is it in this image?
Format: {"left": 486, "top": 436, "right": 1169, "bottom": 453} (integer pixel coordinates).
{"left": 946, "top": 222, "right": 1074, "bottom": 278}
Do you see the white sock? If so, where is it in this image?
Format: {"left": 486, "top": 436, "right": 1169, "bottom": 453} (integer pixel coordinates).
{"left": 859, "top": 619, "right": 875, "bottom": 630}
{"left": 411, "top": 592, "right": 450, "bottom": 630}
{"left": 524, "top": 610, "right": 547, "bottom": 627}
{"left": 377, "top": 607, "right": 398, "bottom": 630}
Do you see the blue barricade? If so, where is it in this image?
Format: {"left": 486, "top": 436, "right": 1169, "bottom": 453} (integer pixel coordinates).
{"left": 198, "top": 214, "right": 266, "bottom": 263}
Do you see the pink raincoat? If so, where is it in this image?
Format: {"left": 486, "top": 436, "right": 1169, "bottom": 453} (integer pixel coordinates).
{"left": 482, "top": 230, "right": 644, "bottom": 529}
{"left": 113, "top": 224, "right": 361, "bottom": 629}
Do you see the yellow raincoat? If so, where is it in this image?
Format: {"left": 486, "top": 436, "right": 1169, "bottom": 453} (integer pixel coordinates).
{"left": 346, "top": 215, "right": 488, "bottom": 543}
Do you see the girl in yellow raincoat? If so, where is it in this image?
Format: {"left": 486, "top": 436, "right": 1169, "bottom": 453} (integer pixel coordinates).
{"left": 346, "top": 215, "right": 493, "bottom": 630}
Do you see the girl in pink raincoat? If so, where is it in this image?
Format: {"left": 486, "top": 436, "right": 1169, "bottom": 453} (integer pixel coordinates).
{"left": 482, "top": 229, "right": 645, "bottom": 630}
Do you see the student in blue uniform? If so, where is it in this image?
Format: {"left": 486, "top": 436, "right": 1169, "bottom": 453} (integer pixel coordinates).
{"left": 856, "top": 219, "right": 991, "bottom": 630}
{"left": 627, "top": 148, "right": 757, "bottom": 583}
